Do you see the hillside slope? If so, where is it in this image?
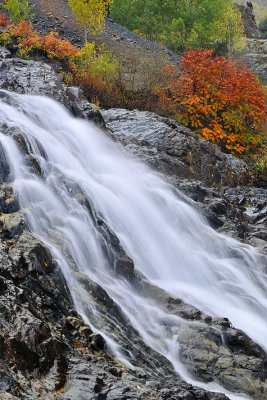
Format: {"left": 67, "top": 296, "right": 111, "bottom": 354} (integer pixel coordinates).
{"left": 25, "top": 0, "right": 181, "bottom": 64}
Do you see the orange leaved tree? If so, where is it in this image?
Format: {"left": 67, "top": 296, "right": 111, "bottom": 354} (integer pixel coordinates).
{"left": 158, "top": 49, "right": 267, "bottom": 154}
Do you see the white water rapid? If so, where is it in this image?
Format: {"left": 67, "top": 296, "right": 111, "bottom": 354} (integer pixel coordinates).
{"left": 0, "top": 92, "right": 266, "bottom": 400}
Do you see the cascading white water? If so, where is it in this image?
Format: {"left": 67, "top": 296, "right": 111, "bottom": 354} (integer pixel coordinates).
{"left": 0, "top": 91, "right": 266, "bottom": 400}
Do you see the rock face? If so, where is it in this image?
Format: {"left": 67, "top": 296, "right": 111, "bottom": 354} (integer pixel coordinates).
{"left": 179, "top": 323, "right": 267, "bottom": 399}
{"left": 235, "top": 3, "right": 260, "bottom": 39}
{"left": 0, "top": 47, "right": 266, "bottom": 400}
{"left": 102, "top": 108, "right": 250, "bottom": 187}
{"left": 239, "top": 39, "right": 267, "bottom": 84}
{"left": 231, "top": 5, "right": 266, "bottom": 84}
{"left": 102, "top": 108, "right": 267, "bottom": 253}
{"left": 0, "top": 47, "right": 105, "bottom": 127}
{"left": 0, "top": 185, "right": 266, "bottom": 400}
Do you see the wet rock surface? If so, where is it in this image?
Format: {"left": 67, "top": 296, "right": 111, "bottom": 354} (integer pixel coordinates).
{"left": 0, "top": 48, "right": 104, "bottom": 128}
{"left": 173, "top": 181, "right": 267, "bottom": 253}
{"left": 179, "top": 323, "right": 267, "bottom": 399}
{"left": 101, "top": 108, "right": 267, "bottom": 252}
{"left": 0, "top": 50, "right": 266, "bottom": 399}
{"left": 0, "top": 200, "right": 232, "bottom": 399}
{"left": 102, "top": 108, "right": 250, "bottom": 187}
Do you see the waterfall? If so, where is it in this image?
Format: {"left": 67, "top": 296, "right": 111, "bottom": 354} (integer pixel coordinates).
{"left": 0, "top": 91, "right": 266, "bottom": 400}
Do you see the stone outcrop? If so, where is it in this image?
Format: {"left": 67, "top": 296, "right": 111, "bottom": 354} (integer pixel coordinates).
{"left": 235, "top": 3, "right": 260, "bottom": 39}
{"left": 0, "top": 47, "right": 105, "bottom": 127}
{"left": 239, "top": 39, "right": 267, "bottom": 84}
{"left": 233, "top": 4, "right": 267, "bottom": 84}
{"left": 179, "top": 323, "right": 267, "bottom": 399}
{"left": 102, "top": 108, "right": 250, "bottom": 187}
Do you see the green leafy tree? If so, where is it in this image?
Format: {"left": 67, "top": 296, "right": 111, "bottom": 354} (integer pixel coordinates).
{"left": 3, "top": 0, "right": 35, "bottom": 23}
{"left": 68, "top": 0, "right": 113, "bottom": 43}
{"left": 110, "top": 0, "right": 244, "bottom": 53}
{"left": 222, "top": 1, "right": 246, "bottom": 55}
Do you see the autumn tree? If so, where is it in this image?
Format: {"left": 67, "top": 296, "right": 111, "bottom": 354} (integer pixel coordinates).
{"left": 158, "top": 49, "right": 267, "bottom": 154}
{"left": 68, "top": 0, "right": 113, "bottom": 43}
{"left": 221, "top": 1, "right": 246, "bottom": 55}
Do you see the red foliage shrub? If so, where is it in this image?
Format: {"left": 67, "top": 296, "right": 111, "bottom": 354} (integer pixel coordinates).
{"left": 70, "top": 64, "right": 122, "bottom": 109}
{"left": 42, "top": 31, "right": 78, "bottom": 59}
{"left": 158, "top": 48, "right": 267, "bottom": 154}
{"left": 9, "top": 21, "right": 78, "bottom": 60}
{"left": 0, "top": 13, "right": 9, "bottom": 27}
{"left": 9, "top": 20, "right": 32, "bottom": 37}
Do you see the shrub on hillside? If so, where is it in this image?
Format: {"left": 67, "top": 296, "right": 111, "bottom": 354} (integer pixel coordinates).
{"left": 0, "top": 12, "right": 9, "bottom": 27}
{"left": 70, "top": 47, "right": 171, "bottom": 110}
{"left": 76, "top": 42, "right": 120, "bottom": 83}
{"left": 255, "top": 150, "right": 267, "bottom": 173}
{"left": 3, "top": 0, "right": 34, "bottom": 23}
{"left": 0, "top": 17, "right": 121, "bottom": 107}
{"left": 7, "top": 21, "right": 79, "bottom": 59}
{"left": 158, "top": 48, "right": 267, "bottom": 154}
{"left": 69, "top": 42, "right": 123, "bottom": 108}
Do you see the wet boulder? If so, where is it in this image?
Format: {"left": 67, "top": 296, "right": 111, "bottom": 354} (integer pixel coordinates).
{"left": 102, "top": 108, "right": 250, "bottom": 187}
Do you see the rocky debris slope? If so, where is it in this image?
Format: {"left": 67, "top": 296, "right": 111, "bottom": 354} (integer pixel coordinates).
{"left": 239, "top": 39, "right": 267, "bottom": 85}
{"left": 0, "top": 48, "right": 266, "bottom": 399}
{"left": 4, "top": 0, "right": 181, "bottom": 65}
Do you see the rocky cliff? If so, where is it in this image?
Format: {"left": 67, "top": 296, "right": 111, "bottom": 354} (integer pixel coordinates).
{"left": 234, "top": 3, "right": 267, "bottom": 84}
{"left": 235, "top": 3, "right": 260, "bottom": 39}
{"left": 0, "top": 48, "right": 266, "bottom": 400}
